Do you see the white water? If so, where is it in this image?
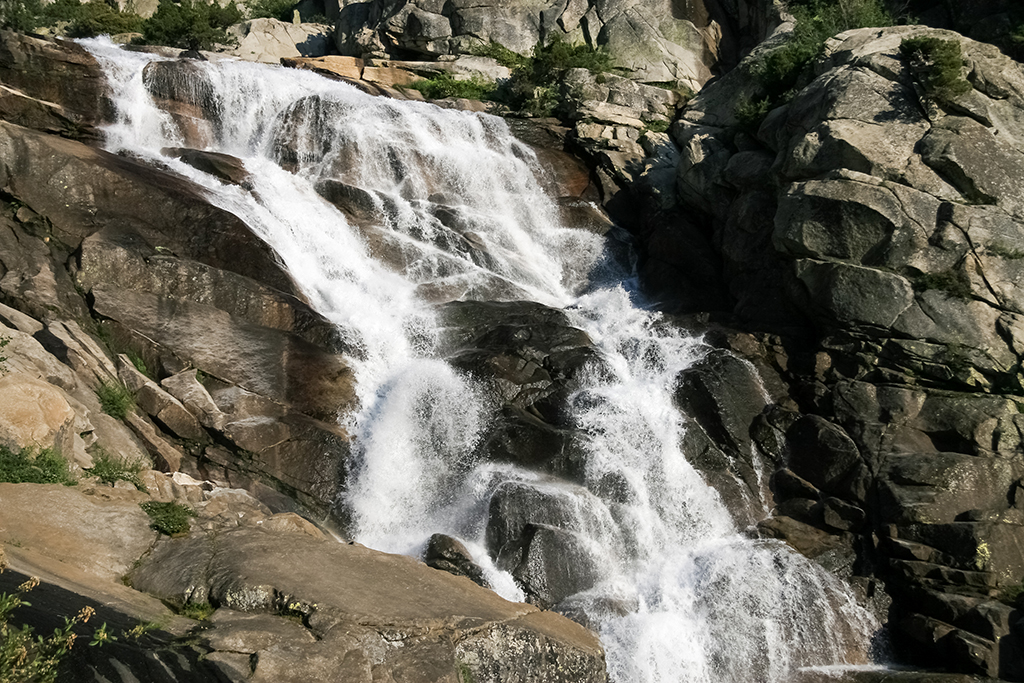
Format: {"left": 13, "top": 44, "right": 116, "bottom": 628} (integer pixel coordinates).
{"left": 84, "top": 38, "right": 880, "bottom": 682}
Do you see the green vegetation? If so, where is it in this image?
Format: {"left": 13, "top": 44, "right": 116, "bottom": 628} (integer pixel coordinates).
{"left": 0, "top": 446, "right": 73, "bottom": 486}
{"left": 410, "top": 72, "right": 496, "bottom": 100}
{"left": 85, "top": 449, "right": 145, "bottom": 491}
{"left": 142, "top": 0, "right": 241, "bottom": 51}
{"left": 0, "top": 336, "right": 9, "bottom": 375}
{"left": 246, "top": 0, "right": 293, "bottom": 21}
{"left": 126, "top": 351, "right": 150, "bottom": 379}
{"left": 179, "top": 602, "right": 214, "bottom": 621}
{"left": 1, "top": 574, "right": 108, "bottom": 683}
{"left": 422, "top": 37, "right": 614, "bottom": 116}
{"left": 469, "top": 41, "right": 530, "bottom": 71}
{"left": 734, "top": 96, "right": 772, "bottom": 133}
{"left": 738, "top": 0, "right": 895, "bottom": 126}
{"left": 0, "top": 0, "right": 143, "bottom": 36}
{"left": 899, "top": 36, "right": 970, "bottom": 103}
{"left": 913, "top": 269, "right": 973, "bottom": 298}
{"left": 989, "top": 243, "right": 1024, "bottom": 260}
{"left": 96, "top": 380, "right": 134, "bottom": 420}
{"left": 0, "top": 0, "right": 44, "bottom": 32}
{"left": 644, "top": 119, "right": 670, "bottom": 134}
{"left": 139, "top": 501, "right": 195, "bottom": 536}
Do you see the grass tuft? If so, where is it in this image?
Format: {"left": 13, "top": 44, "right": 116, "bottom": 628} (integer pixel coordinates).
{"left": 97, "top": 380, "right": 135, "bottom": 420}
{"left": 86, "top": 449, "right": 146, "bottom": 491}
{"left": 0, "top": 445, "right": 73, "bottom": 485}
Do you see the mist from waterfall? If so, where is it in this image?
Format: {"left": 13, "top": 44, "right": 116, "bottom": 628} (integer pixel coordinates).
{"left": 84, "top": 37, "right": 881, "bottom": 683}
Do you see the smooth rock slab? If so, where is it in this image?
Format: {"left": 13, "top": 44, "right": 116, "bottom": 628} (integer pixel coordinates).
{"left": 0, "top": 483, "right": 155, "bottom": 582}
{"left": 130, "top": 526, "right": 608, "bottom": 682}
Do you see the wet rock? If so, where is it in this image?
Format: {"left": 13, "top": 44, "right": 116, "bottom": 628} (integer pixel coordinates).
{"left": 0, "top": 31, "right": 108, "bottom": 126}
{"left": 441, "top": 300, "right": 600, "bottom": 426}
{"left": 424, "top": 533, "right": 489, "bottom": 587}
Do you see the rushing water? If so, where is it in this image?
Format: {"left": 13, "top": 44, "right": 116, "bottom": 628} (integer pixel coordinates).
{"left": 83, "top": 38, "right": 881, "bottom": 682}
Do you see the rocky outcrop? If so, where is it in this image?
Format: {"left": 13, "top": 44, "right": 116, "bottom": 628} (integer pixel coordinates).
{"left": 1, "top": 476, "right": 607, "bottom": 682}
{"left": 631, "top": 24, "right": 1024, "bottom": 679}
{"left": 225, "top": 18, "right": 333, "bottom": 63}
{"left": 332, "top": 0, "right": 784, "bottom": 88}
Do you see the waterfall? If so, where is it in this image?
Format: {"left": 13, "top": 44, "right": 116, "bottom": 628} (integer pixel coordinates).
{"left": 83, "top": 38, "right": 881, "bottom": 682}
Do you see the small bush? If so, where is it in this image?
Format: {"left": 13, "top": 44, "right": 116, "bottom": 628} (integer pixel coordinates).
{"left": 0, "top": 0, "right": 43, "bottom": 32}
{"left": 0, "top": 335, "right": 9, "bottom": 374}
{"left": 900, "top": 36, "right": 970, "bottom": 103}
{"left": 913, "top": 269, "right": 973, "bottom": 298}
{"left": 139, "top": 501, "right": 195, "bottom": 535}
{"left": 1, "top": 574, "right": 112, "bottom": 683}
{"left": 141, "top": 0, "right": 242, "bottom": 51}
{"left": 0, "top": 446, "right": 73, "bottom": 486}
{"left": 96, "top": 380, "right": 134, "bottom": 420}
{"left": 410, "top": 72, "right": 496, "bottom": 100}
{"left": 126, "top": 351, "right": 150, "bottom": 379}
{"left": 1, "top": 0, "right": 143, "bottom": 36}
{"left": 752, "top": 0, "right": 893, "bottom": 102}
{"left": 469, "top": 41, "right": 530, "bottom": 71}
{"left": 246, "top": 0, "right": 293, "bottom": 21}
{"left": 86, "top": 450, "right": 146, "bottom": 491}
{"left": 179, "top": 602, "right": 214, "bottom": 621}
{"left": 644, "top": 119, "right": 670, "bottom": 134}
{"left": 989, "top": 243, "right": 1024, "bottom": 260}
{"left": 55, "top": 0, "right": 143, "bottom": 37}
{"left": 734, "top": 96, "right": 772, "bottom": 132}
{"left": 531, "top": 36, "right": 613, "bottom": 82}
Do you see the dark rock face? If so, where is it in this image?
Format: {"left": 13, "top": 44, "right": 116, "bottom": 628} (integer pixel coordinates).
{"left": 641, "top": 24, "right": 1024, "bottom": 679}
{"left": 0, "top": 41, "right": 356, "bottom": 519}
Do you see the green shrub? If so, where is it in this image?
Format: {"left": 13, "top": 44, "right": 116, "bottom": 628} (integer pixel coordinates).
{"left": 0, "top": 335, "right": 9, "bottom": 375}
{"left": 734, "top": 96, "right": 772, "bottom": 132}
{"left": 96, "top": 380, "right": 134, "bottom": 420}
{"left": 752, "top": 0, "right": 893, "bottom": 102}
{"left": 141, "top": 0, "right": 241, "bottom": 51}
{"left": 0, "top": 0, "right": 41, "bottom": 31}
{"left": 531, "top": 35, "right": 613, "bottom": 82}
{"left": 86, "top": 449, "right": 145, "bottom": 491}
{"left": 139, "top": 501, "right": 195, "bottom": 535}
{"left": 469, "top": 41, "right": 531, "bottom": 71}
{"left": 179, "top": 602, "right": 214, "bottom": 621}
{"left": 410, "top": 72, "right": 496, "bottom": 100}
{"left": 1, "top": 0, "right": 143, "bottom": 36}
{"left": 246, "top": 0, "right": 292, "bottom": 21}
{"left": 463, "top": 37, "right": 613, "bottom": 114}
{"left": 126, "top": 351, "right": 150, "bottom": 379}
{"left": 46, "top": 0, "right": 143, "bottom": 37}
{"left": 0, "top": 446, "right": 73, "bottom": 485}
{"left": 913, "top": 269, "right": 972, "bottom": 298}
{"left": 1, "top": 574, "right": 113, "bottom": 683}
{"left": 644, "top": 119, "right": 670, "bottom": 134}
{"left": 989, "top": 243, "right": 1024, "bottom": 260}
{"left": 900, "top": 36, "right": 970, "bottom": 103}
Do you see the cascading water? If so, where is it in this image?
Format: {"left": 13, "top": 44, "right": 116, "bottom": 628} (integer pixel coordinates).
{"left": 83, "top": 38, "right": 882, "bottom": 682}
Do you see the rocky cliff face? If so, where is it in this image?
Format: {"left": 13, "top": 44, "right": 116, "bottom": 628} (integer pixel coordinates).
{"left": 329, "top": 0, "right": 783, "bottom": 89}
{"left": 626, "top": 23, "right": 1024, "bottom": 679}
